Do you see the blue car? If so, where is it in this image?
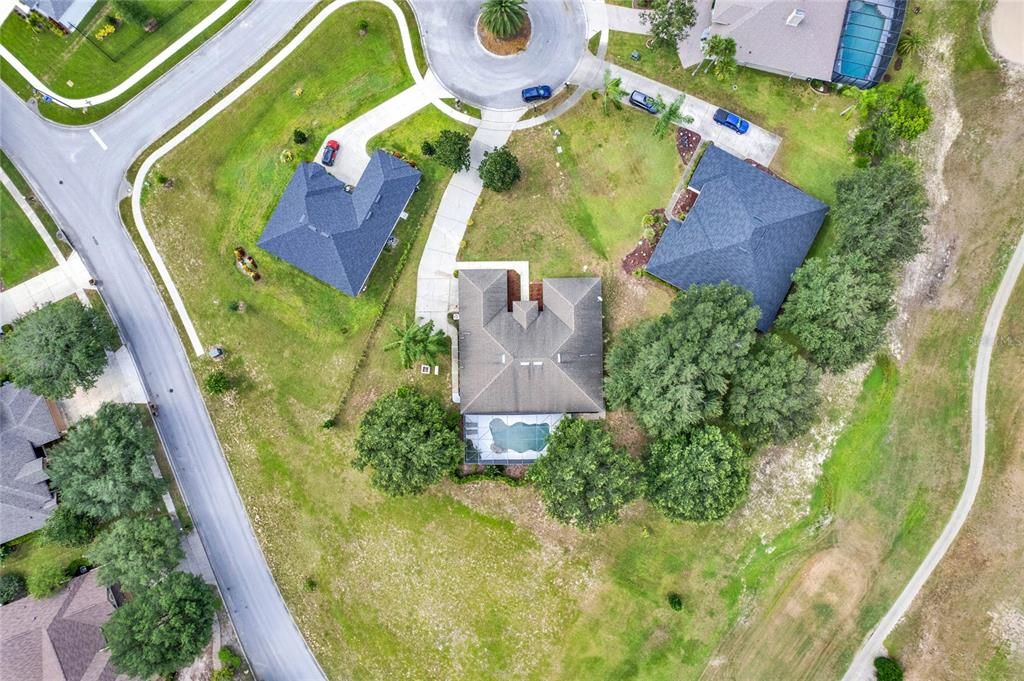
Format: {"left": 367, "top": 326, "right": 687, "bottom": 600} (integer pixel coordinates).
{"left": 521, "top": 85, "right": 552, "bottom": 103}
{"left": 629, "top": 90, "right": 659, "bottom": 114}
{"left": 713, "top": 108, "right": 750, "bottom": 134}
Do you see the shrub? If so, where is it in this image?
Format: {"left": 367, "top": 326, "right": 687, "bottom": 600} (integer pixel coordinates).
{"left": 43, "top": 505, "right": 100, "bottom": 547}
{"left": 667, "top": 592, "right": 684, "bottom": 611}
{"left": 304, "top": 576, "right": 318, "bottom": 591}
{"left": 874, "top": 656, "right": 904, "bottom": 681}
{"left": 292, "top": 128, "right": 308, "bottom": 145}
{"left": 26, "top": 559, "right": 69, "bottom": 598}
{"left": 0, "top": 572, "right": 27, "bottom": 604}
{"left": 212, "top": 669, "right": 234, "bottom": 681}
{"left": 357, "top": 18, "right": 369, "bottom": 33}
{"left": 205, "top": 371, "right": 231, "bottom": 395}
{"left": 420, "top": 140, "right": 436, "bottom": 156}
{"left": 432, "top": 129, "right": 471, "bottom": 172}
{"left": 219, "top": 646, "right": 243, "bottom": 671}
{"left": 321, "top": 417, "right": 337, "bottom": 429}
{"left": 479, "top": 146, "right": 521, "bottom": 192}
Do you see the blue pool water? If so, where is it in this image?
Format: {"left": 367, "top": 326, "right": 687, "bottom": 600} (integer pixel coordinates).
{"left": 838, "top": 1, "right": 885, "bottom": 80}
{"left": 490, "top": 419, "right": 550, "bottom": 453}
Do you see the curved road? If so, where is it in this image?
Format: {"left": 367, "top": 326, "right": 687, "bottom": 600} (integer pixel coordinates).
{"left": 0, "top": 1, "right": 325, "bottom": 679}
{"left": 842, "top": 232, "right": 1024, "bottom": 680}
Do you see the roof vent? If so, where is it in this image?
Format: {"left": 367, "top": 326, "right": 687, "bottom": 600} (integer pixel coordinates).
{"left": 786, "top": 9, "right": 805, "bottom": 26}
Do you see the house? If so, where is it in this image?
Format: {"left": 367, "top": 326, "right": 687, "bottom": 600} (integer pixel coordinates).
{"left": 647, "top": 145, "right": 828, "bottom": 331}
{"left": 0, "top": 570, "right": 130, "bottom": 681}
{"left": 1, "top": 382, "right": 61, "bottom": 545}
{"left": 12, "top": 0, "right": 96, "bottom": 32}
{"left": 258, "top": 151, "right": 421, "bottom": 296}
{"left": 700, "top": 0, "right": 907, "bottom": 88}
{"left": 457, "top": 270, "right": 604, "bottom": 464}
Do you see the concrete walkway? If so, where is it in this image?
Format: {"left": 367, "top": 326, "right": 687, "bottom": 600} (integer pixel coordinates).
{"left": 0, "top": 254, "right": 94, "bottom": 323}
{"left": 605, "top": 4, "right": 649, "bottom": 34}
{"left": 414, "top": 109, "right": 522, "bottom": 330}
{"left": 842, "top": 232, "right": 1024, "bottom": 680}
{"left": 0, "top": 0, "right": 244, "bottom": 108}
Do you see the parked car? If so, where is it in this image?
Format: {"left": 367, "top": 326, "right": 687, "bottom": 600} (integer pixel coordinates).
{"left": 322, "top": 139, "right": 340, "bottom": 166}
{"left": 712, "top": 108, "right": 750, "bottom": 134}
{"left": 521, "top": 85, "right": 552, "bottom": 103}
{"left": 629, "top": 90, "right": 659, "bottom": 114}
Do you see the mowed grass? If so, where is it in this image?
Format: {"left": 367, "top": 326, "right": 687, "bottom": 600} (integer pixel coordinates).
{"left": 0, "top": 183, "right": 55, "bottom": 287}
{"left": 0, "top": 0, "right": 224, "bottom": 98}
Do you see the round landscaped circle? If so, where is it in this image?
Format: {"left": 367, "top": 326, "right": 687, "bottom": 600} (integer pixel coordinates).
{"left": 476, "top": 13, "right": 532, "bottom": 57}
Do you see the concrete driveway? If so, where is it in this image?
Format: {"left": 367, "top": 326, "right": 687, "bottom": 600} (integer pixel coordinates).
{"left": 411, "top": 0, "right": 587, "bottom": 109}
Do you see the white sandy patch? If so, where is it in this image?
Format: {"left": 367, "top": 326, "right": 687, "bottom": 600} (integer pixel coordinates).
{"left": 988, "top": 604, "right": 1024, "bottom": 656}
{"left": 990, "top": 0, "right": 1024, "bottom": 65}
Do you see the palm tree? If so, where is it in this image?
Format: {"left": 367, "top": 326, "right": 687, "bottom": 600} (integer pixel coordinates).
{"left": 384, "top": 317, "right": 449, "bottom": 369}
{"left": 602, "top": 69, "right": 628, "bottom": 115}
{"left": 652, "top": 94, "right": 692, "bottom": 138}
{"left": 480, "top": 0, "right": 528, "bottom": 39}
{"left": 896, "top": 30, "right": 926, "bottom": 56}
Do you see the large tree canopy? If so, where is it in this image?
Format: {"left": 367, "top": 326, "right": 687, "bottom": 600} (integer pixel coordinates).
{"left": 42, "top": 505, "right": 100, "bottom": 547}
{"left": 641, "top": 0, "right": 698, "bottom": 47}
{"left": 726, "top": 334, "right": 821, "bottom": 446}
{"left": 528, "top": 418, "right": 642, "bottom": 530}
{"left": 103, "top": 571, "right": 217, "bottom": 679}
{"left": 0, "top": 298, "right": 118, "bottom": 399}
{"left": 832, "top": 156, "right": 928, "bottom": 272}
{"left": 854, "top": 76, "right": 932, "bottom": 161}
{"left": 354, "top": 387, "right": 463, "bottom": 496}
{"left": 88, "top": 515, "right": 184, "bottom": 593}
{"left": 605, "top": 283, "right": 759, "bottom": 439}
{"left": 479, "top": 145, "right": 521, "bottom": 192}
{"left": 433, "top": 129, "right": 471, "bottom": 173}
{"left": 645, "top": 426, "right": 749, "bottom": 521}
{"left": 46, "top": 403, "right": 164, "bottom": 520}
{"left": 778, "top": 255, "right": 894, "bottom": 372}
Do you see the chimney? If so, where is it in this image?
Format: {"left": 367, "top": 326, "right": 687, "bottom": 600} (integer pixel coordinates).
{"left": 786, "top": 9, "right": 805, "bottom": 26}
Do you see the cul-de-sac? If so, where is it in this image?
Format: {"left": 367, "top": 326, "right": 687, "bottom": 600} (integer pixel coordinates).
{"left": 1, "top": 1, "right": 1022, "bottom": 680}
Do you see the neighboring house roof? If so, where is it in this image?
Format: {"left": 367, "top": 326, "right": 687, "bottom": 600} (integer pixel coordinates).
{"left": 709, "top": 0, "right": 848, "bottom": 81}
{"left": 258, "top": 151, "right": 421, "bottom": 296}
{"left": 457, "top": 270, "right": 605, "bottom": 415}
{"left": 0, "top": 570, "right": 129, "bottom": 681}
{"left": 647, "top": 145, "right": 829, "bottom": 331}
{"left": 0, "top": 382, "right": 60, "bottom": 545}
{"left": 26, "top": 0, "right": 96, "bottom": 28}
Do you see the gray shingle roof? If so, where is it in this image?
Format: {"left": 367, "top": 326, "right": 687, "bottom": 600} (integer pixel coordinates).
{"left": 710, "top": 0, "right": 847, "bottom": 81}
{"left": 458, "top": 271, "right": 605, "bottom": 415}
{"left": 29, "top": 0, "right": 95, "bottom": 28}
{"left": 0, "top": 570, "right": 129, "bottom": 681}
{"left": 648, "top": 145, "right": 829, "bottom": 331}
{"left": 258, "top": 151, "right": 421, "bottom": 296}
{"left": 1, "top": 382, "right": 60, "bottom": 544}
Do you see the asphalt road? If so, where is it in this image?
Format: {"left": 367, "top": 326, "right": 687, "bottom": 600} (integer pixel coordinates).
{"left": 412, "top": 0, "right": 587, "bottom": 109}
{"left": 0, "top": 1, "right": 325, "bottom": 679}
{"left": 842, "top": 233, "right": 1024, "bottom": 680}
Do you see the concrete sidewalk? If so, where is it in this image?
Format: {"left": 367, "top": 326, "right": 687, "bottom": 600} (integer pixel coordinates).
{"left": 1, "top": 168, "right": 66, "bottom": 264}
{"left": 0, "top": 253, "right": 93, "bottom": 324}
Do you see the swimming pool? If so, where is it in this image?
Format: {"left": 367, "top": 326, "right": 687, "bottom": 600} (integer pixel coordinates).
{"left": 838, "top": 0, "right": 885, "bottom": 81}
{"left": 490, "top": 419, "right": 550, "bottom": 453}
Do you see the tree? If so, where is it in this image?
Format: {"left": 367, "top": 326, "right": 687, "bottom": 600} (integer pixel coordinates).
{"left": 645, "top": 426, "right": 749, "bottom": 521}
{"left": 479, "top": 145, "right": 521, "bottom": 191}
{"left": 383, "top": 317, "right": 449, "bottom": 369}
{"left": 832, "top": 156, "right": 927, "bottom": 272}
{"left": 26, "top": 558, "right": 69, "bottom": 598}
{"left": 432, "top": 129, "right": 471, "bottom": 172}
{"left": 43, "top": 505, "right": 100, "bottom": 547}
{"left": 46, "top": 403, "right": 164, "bottom": 520}
{"left": 88, "top": 515, "right": 183, "bottom": 593}
{"left": 641, "top": 0, "right": 697, "bottom": 47}
{"left": 104, "top": 571, "right": 217, "bottom": 679}
{"left": 480, "top": 0, "right": 528, "bottom": 38}
{"left": 353, "top": 387, "right": 462, "bottom": 495}
{"left": 601, "top": 68, "right": 627, "bottom": 115}
{"left": 896, "top": 30, "right": 925, "bottom": 56}
{"left": 855, "top": 76, "right": 932, "bottom": 161}
{"left": 726, "top": 335, "right": 821, "bottom": 446}
{"left": 420, "top": 139, "right": 436, "bottom": 156}
{"left": 528, "top": 419, "right": 642, "bottom": 530}
{"left": 652, "top": 94, "right": 690, "bottom": 139}
{"left": 204, "top": 370, "right": 231, "bottom": 395}
{"left": 292, "top": 128, "right": 308, "bottom": 144}
{"left": 605, "top": 283, "right": 759, "bottom": 439}
{"left": 0, "top": 573, "right": 27, "bottom": 605}
{"left": 778, "top": 255, "right": 894, "bottom": 372}
{"left": 706, "top": 35, "right": 737, "bottom": 80}
{"left": 874, "top": 656, "right": 904, "bottom": 681}
{"left": 0, "top": 298, "right": 119, "bottom": 399}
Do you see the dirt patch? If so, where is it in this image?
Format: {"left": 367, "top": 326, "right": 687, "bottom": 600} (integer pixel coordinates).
{"left": 605, "top": 408, "right": 649, "bottom": 457}
{"left": 477, "top": 15, "right": 531, "bottom": 56}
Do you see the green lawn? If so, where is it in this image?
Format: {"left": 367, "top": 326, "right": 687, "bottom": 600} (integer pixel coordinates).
{"left": 0, "top": 531, "right": 90, "bottom": 586}
{"left": 1, "top": 150, "right": 71, "bottom": 257}
{"left": 0, "top": 183, "right": 55, "bottom": 287}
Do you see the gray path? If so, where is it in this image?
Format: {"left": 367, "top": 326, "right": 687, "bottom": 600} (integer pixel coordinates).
{"left": 0, "top": 1, "right": 325, "bottom": 678}
{"left": 842, "top": 232, "right": 1024, "bottom": 680}
{"left": 411, "top": 0, "right": 587, "bottom": 109}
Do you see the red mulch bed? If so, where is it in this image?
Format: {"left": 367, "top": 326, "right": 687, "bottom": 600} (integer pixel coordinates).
{"left": 673, "top": 189, "right": 698, "bottom": 217}
{"left": 622, "top": 239, "right": 655, "bottom": 275}
{"left": 676, "top": 128, "right": 701, "bottom": 164}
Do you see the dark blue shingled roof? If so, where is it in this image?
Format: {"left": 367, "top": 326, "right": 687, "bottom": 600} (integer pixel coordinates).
{"left": 258, "top": 150, "right": 421, "bottom": 296}
{"left": 647, "top": 145, "right": 829, "bottom": 331}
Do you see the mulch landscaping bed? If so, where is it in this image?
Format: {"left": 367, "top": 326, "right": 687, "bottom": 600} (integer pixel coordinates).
{"left": 477, "top": 16, "right": 532, "bottom": 56}
{"left": 673, "top": 189, "right": 698, "bottom": 217}
{"left": 676, "top": 128, "right": 701, "bottom": 164}
{"left": 622, "top": 239, "right": 655, "bottom": 275}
